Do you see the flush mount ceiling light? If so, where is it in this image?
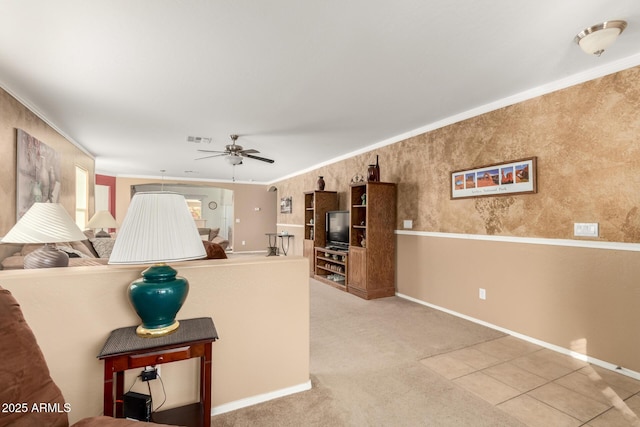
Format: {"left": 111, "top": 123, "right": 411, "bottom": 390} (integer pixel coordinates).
{"left": 575, "top": 20, "right": 627, "bottom": 56}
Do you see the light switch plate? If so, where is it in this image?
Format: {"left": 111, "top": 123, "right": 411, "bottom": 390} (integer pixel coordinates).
{"left": 574, "top": 222, "right": 598, "bottom": 237}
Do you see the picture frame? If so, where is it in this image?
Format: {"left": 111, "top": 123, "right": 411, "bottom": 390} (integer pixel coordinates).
{"left": 16, "top": 129, "right": 62, "bottom": 218}
{"left": 451, "top": 157, "right": 537, "bottom": 199}
{"left": 280, "top": 196, "right": 292, "bottom": 214}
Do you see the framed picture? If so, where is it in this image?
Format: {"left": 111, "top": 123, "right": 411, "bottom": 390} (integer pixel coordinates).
{"left": 16, "top": 129, "right": 62, "bottom": 218}
{"left": 280, "top": 196, "right": 292, "bottom": 214}
{"left": 451, "top": 157, "right": 537, "bottom": 199}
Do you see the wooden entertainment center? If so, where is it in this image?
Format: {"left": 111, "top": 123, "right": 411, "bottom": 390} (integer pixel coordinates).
{"left": 304, "top": 182, "right": 397, "bottom": 300}
{"left": 314, "top": 247, "right": 348, "bottom": 290}
{"left": 303, "top": 190, "right": 338, "bottom": 275}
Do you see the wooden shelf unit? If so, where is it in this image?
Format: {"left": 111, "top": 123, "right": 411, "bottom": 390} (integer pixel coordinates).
{"left": 348, "top": 182, "right": 397, "bottom": 300}
{"left": 303, "top": 191, "right": 338, "bottom": 276}
{"left": 314, "top": 247, "right": 348, "bottom": 291}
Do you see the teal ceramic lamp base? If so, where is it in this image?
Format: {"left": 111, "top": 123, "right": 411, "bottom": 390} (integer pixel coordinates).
{"left": 128, "top": 264, "right": 189, "bottom": 338}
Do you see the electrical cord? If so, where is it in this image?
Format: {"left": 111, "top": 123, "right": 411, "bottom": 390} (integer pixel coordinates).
{"left": 122, "top": 369, "right": 167, "bottom": 415}
{"left": 127, "top": 375, "right": 140, "bottom": 393}
{"left": 152, "top": 373, "right": 168, "bottom": 412}
{"left": 146, "top": 380, "right": 153, "bottom": 409}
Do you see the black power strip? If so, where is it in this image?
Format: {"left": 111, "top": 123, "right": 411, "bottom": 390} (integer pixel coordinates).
{"left": 141, "top": 367, "right": 158, "bottom": 381}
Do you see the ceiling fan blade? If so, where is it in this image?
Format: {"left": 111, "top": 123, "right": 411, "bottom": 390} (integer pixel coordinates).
{"left": 195, "top": 153, "right": 227, "bottom": 160}
{"left": 243, "top": 153, "right": 275, "bottom": 163}
{"left": 197, "top": 149, "right": 227, "bottom": 154}
{"left": 239, "top": 149, "right": 259, "bottom": 155}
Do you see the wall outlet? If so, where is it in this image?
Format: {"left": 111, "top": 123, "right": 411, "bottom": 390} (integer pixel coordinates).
{"left": 403, "top": 220, "right": 413, "bottom": 229}
{"left": 141, "top": 366, "right": 159, "bottom": 381}
{"left": 479, "top": 288, "right": 486, "bottom": 300}
{"left": 145, "top": 365, "right": 160, "bottom": 376}
{"left": 242, "top": 240, "right": 246, "bottom": 245}
{"left": 574, "top": 222, "right": 598, "bottom": 237}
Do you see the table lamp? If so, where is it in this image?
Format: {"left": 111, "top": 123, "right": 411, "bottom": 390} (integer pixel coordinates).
{"left": 0, "top": 203, "right": 87, "bottom": 268}
{"left": 86, "top": 210, "right": 119, "bottom": 238}
{"left": 108, "top": 192, "right": 206, "bottom": 338}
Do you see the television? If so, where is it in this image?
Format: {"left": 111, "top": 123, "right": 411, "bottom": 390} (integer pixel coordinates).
{"left": 326, "top": 210, "right": 349, "bottom": 250}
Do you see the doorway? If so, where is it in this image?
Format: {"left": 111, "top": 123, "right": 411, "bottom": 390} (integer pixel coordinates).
{"left": 132, "top": 183, "right": 234, "bottom": 250}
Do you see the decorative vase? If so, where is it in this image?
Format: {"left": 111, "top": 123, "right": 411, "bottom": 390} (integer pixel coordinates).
{"left": 317, "top": 176, "right": 325, "bottom": 191}
{"left": 367, "top": 165, "right": 376, "bottom": 182}
{"left": 367, "top": 155, "right": 380, "bottom": 182}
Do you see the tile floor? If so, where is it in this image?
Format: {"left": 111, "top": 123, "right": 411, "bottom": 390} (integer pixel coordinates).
{"left": 420, "top": 336, "right": 640, "bottom": 426}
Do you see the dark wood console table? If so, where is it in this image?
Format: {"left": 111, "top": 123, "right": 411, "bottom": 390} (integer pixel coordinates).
{"left": 98, "top": 317, "right": 218, "bottom": 427}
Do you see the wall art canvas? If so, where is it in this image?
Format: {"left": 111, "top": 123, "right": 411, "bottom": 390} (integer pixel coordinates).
{"left": 451, "top": 157, "right": 537, "bottom": 199}
{"left": 16, "top": 129, "right": 62, "bottom": 218}
{"left": 280, "top": 196, "right": 292, "bottom": 214}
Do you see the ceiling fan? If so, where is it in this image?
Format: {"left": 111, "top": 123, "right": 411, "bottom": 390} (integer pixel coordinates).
{"left": 195, "top": 134, "right": 275, "bottom": 165}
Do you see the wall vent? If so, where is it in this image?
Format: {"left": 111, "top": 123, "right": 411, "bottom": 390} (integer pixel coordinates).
{"left": 187, "top": 136, "right": 212, "bottom": 144}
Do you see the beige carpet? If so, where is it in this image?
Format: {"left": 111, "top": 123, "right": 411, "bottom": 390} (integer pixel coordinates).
{"left": 212, "top": 278, "right": 640, "bottom": 426}
{"left": 212, "top": 279, "right": 529, "bottom": 426}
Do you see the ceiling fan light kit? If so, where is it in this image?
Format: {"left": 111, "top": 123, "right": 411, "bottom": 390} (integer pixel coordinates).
{"left": 226, "top": 155, "right": 243, "bottom": 165}
{"left": 575, "top": 20, "right": 627, "bottom": 56}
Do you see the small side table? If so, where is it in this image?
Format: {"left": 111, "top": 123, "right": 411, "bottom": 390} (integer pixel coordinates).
{"left": 98, "top": 317, "right": 218, "bottom": 427}
{"left": 265, "top": 233, "right": 279, "bottom": 256}
{"left": 277, "top": 233, "right": 294, "bottom": 256}
{"left": 265, "top": 233, "right": 294, "bottom": 256}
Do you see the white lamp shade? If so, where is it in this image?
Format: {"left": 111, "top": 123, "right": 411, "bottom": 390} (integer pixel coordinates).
{"left": 108, "top": 192, "right": 206, "bottom": 264}
{"left": 86, "top": 210, "right": 119, "bottom": 229}
{"left": 1, "top": 203, "right": 87, "bottom": 244}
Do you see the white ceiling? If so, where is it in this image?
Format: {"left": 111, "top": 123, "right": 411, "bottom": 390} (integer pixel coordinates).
{"left": 1, "top": 1, "right": 640, "bottom": 184}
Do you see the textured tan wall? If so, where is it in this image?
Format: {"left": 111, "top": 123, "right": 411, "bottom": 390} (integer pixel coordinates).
{"left": 0, "top": 87, "right": 95, "bottom": 234}
{"left": 274, "top": 66, "right": 640, "bottom": 371}
{"left": 275, "top": 66, "right": 640, "bottom": 243}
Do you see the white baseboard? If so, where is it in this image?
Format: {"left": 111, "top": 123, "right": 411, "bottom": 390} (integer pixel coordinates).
{"left": 397, "top": 293, "right": 640, "bottom": 381}
{"left": 211, "top": 380, "right": 312, "bottom": 416}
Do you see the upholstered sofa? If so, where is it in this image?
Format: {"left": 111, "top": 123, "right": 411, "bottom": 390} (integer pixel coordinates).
{"left": 0, "top": 237, "right": 113, "bottom": 270}
{"left": 1, "top": 233, "right": 227, "bottom": 270}
{"left": 1, "top": 239, "right": 111, "bottom": 270}
{"left": 0, "top": 286, "right": 177, "bottom": 426}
